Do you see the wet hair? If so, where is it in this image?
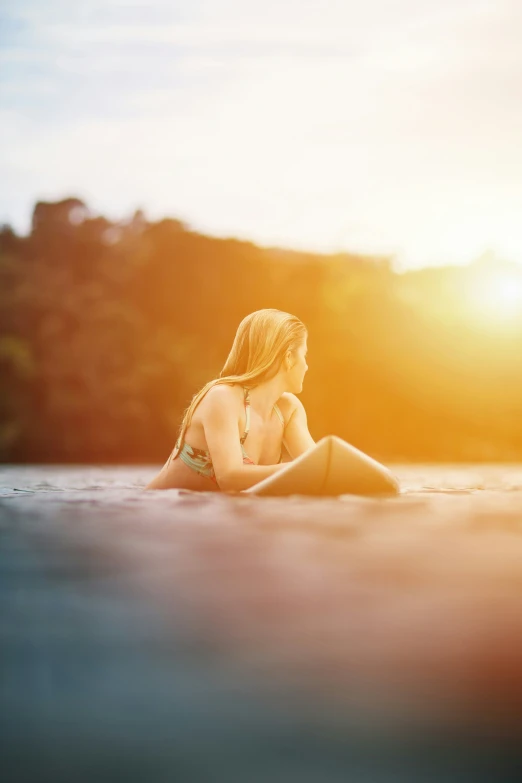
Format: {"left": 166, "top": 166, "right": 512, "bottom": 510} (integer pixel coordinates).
{"left": 167, "top": 309, "right": 307, "bottom": 465}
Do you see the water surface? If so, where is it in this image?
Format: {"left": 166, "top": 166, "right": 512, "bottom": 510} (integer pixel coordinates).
{"left": 2, "top": 464, "right": 522, "bottom": 783}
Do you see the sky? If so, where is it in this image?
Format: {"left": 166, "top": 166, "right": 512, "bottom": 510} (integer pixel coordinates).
{"left": 2, "top": 0, "right": 522, "bottom": 271}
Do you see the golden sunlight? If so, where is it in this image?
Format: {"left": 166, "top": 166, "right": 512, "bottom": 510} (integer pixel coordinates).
{"left": 464, "top": 266, "right": 522, "bottom": 322}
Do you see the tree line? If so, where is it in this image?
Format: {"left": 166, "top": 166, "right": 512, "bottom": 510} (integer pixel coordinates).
{"left": 1, "top": 197, "right": 521, "bottom": 463}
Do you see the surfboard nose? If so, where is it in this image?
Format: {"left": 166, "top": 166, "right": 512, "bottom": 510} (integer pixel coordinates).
{"left": 245, "top": 434, "right": 400, "bottom": 497}
{"left": 321, "top": 435, "right": 400, "bottom": 496}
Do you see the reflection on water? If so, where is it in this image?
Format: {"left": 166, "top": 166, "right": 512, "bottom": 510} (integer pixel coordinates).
{"left": 2, "top": 464, "right": 522, "bottom": 783}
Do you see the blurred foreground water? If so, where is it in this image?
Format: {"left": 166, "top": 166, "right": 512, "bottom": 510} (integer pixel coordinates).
{"left": 2, "top": 464, "right": 522, "bottom": 783}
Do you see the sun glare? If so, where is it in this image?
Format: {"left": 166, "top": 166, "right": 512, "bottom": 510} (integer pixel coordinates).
{"left": 465, "top": 267, "right": 522, "bottom": 322}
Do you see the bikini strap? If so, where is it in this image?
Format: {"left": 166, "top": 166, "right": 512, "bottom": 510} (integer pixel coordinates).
{"left": 273, "top": 403, "right": 284, "bottom": 428}
{"left": 240, "top": 387, "right": 251, "bottom": 444}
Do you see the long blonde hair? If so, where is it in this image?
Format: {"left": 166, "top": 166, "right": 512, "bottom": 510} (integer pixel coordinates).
{"left": 168, "top": 309, "right": 307, "bottom": 465}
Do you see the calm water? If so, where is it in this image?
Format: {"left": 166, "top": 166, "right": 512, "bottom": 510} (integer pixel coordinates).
{"left": 2, "top": 464, "right": 522, "bottom": 783}
{"left": 3, "top": 461, "right": 522, "bottom": 495}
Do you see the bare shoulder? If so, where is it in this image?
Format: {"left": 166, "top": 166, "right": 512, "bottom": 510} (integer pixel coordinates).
{"left": 277, "top": 392, "right": 306, "bottom": 421}
{"left": 196, "top": 383, "right": 242, "bottom": 416}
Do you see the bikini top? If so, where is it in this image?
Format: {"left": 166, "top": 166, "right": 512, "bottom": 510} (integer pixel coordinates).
{"left": 175, "top": 387, "right": 285, "bottom": 483}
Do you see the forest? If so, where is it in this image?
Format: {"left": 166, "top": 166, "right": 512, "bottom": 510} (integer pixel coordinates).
{"left": 2, "top": 197, "right": 522, "bottom": 464}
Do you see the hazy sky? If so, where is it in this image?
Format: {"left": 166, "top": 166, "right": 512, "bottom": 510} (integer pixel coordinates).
{"left": 2, "top": 0, "right": 522, "bottom": 270}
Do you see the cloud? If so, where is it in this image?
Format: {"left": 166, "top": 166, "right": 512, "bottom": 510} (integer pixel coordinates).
{"left": 1, "top": 0, "right": 522, "bottom": 267}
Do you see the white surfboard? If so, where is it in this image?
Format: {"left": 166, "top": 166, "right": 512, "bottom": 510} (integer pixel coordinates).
{"left": 243, "top": 435, "right": 400, "bottom": 497}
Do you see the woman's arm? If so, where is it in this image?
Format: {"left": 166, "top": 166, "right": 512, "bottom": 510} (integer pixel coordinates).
{"left": 282, "top": 394, "right": 315, "bottom": 459}
{"left": 202, "top": 386, "right": 286, "bottom": 492}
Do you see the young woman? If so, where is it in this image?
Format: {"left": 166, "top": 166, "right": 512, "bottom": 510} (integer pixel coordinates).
{"left": 146, "top": 308, "right": 399, "bottom": 495}
{"left": 146, "top": 309, "right": 313, "bottom": 491}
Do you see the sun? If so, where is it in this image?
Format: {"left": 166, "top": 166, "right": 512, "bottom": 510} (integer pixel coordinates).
{"left": 464, "top": 266, "right": 522, "bottom": 322}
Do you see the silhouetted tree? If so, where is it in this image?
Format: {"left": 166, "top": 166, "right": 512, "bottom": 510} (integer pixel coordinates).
{"left": 1, "top": 197, "right": 522, "bottom": 463}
